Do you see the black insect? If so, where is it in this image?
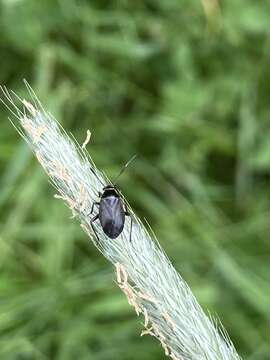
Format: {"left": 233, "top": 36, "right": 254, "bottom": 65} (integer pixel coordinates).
{"left": 90, "top": 156, "right": 136, "bottom": 242}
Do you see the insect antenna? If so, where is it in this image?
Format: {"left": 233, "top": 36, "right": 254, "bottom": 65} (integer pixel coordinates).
{"left": 112, "top": 154, "right": 137, "bottom": 185}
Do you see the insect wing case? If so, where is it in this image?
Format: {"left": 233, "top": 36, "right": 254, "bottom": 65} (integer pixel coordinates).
{"left": 99, "top": 195, "right": 125, "bottom": 239}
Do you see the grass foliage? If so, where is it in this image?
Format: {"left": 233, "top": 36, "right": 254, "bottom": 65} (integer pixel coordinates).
{"left": 0, "top": 0, "right": 270, "bottom": 359}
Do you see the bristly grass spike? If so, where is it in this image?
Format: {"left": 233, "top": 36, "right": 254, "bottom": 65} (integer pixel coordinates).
{"left": 0, "top": 83, "right": 241, "bottom": 360}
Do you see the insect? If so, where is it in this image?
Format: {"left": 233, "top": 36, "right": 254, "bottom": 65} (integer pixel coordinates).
{"left": 90, "top": 155, "right": 136, "bottom": 242}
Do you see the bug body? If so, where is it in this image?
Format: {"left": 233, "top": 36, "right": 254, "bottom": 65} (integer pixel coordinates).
{"left": 90, "top": 185, "right": 131, "bottom": 241}
{"left": 99, "top": 186, "right": 126, "bottom": 239}
{"left": 89, "top": 155, "right": 136, "bottom": 242}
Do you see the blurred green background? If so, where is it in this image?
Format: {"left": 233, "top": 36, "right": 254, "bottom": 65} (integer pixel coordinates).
{"left": 1, "top": 0, "right": 270, "bottom": 359}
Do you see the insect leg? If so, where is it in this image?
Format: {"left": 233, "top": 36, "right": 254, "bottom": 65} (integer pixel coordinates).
{"left": 87, "top": 201, "right": 100, "bottom": 216}
{"left": 90, "top": 214, "right": 101, "bottom": 246}
{"left": 124, "top": 206, "right": 133, "bottom": 242}
{"left": 129, "top": 216, "right": 133, "bottom": 242}
{"left": 91, "top": 214, "right": 98, "bottom": 222}
{"left": 124, "top": 202, "right": 130, "bottom": 216}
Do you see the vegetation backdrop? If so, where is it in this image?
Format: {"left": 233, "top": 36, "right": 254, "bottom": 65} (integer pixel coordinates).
{"left": 0, "top": 1, "right": 270, "bottom": 359}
